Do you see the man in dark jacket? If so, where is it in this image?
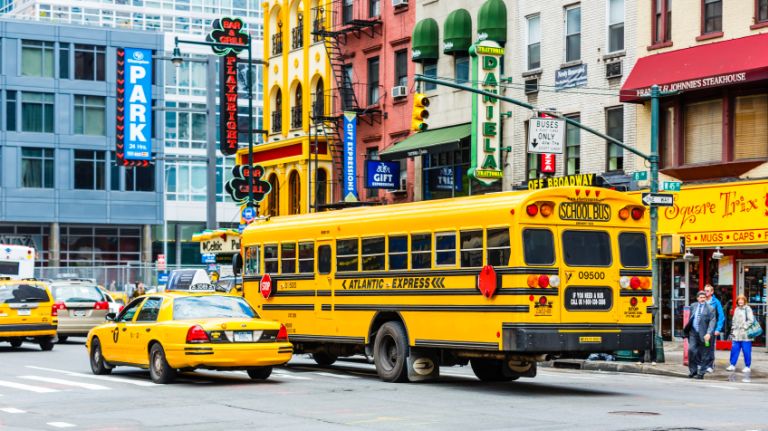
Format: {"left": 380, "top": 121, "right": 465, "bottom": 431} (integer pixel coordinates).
{"left": 684, "top": 291, "right": 717, "bottom": 379}
{"left": 702, "top": 283, "right": 725, "bottom": 372}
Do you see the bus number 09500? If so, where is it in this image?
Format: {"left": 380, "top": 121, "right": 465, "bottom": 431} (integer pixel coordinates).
{"left": 578, "top": 271, "right": 605, "bottom": 280}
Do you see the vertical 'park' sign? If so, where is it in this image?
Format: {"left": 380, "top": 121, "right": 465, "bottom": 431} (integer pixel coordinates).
{"left": 468, "top": 40, "right": 503, "bottom": 184}
{"left": 116, "top": 47, "right": 153, "bottom": 166}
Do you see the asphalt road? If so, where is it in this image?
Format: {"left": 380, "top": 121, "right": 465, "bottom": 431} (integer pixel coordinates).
{"left": 0, "top": 338, "right": 766, "bottom": 431}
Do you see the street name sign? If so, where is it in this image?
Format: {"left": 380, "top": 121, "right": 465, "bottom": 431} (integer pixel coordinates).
{"left": 661, "top": 181, "right": 681, "bottom": 192}
{"left": 632, "top": 171, "right": 648, "bottom": 181}
{"left": 641, "top": 192, "right": 674, "bottom": 207}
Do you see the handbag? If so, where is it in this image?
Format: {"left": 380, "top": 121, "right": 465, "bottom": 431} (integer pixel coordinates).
{"left": 747, "top": 319, "right": 763, "bottom": 339}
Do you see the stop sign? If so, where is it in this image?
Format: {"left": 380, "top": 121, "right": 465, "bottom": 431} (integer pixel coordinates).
{"left": 477, "top": 265, "right": 497, "bottom": 298}
{"left": 260, "top": 273, "right": 272, "bottom": 298}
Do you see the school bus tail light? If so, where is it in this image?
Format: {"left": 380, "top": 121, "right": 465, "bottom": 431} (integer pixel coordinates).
{"left": 629, "top": 276, "right": 642, "bottom": 289}
{"left": 539, "top": 202, "right": 554, "bottom": 217}
{"left": 618, "top": 208, "right": 630, "bottom": 220}
{"left": 631, "top": 207, "right": 645, "bottom": 220}
{"left": 641, "top": 277, "right": 651, "bottom": 290}
{"left": 619, "top": 276, "right": 630, "bottom": 289}
{"left": 630, "top": 297, "right": 638, "bottom": 307}
{"left": 527, "top": 274, "right": 538, "bottom": 288}
{"left": 526, "top": 204, "right": 539, "bottom": 216}
{"left": 186, "top": 325, "right": 210, "bottom": 343}
{"left": 277, "top": 324, "right": 289, "bottom": 341}
{"left": 537, "top": 275, "right": 550, "bottom": 288}
{"left": 549, "top": 275, "right": 561, "bottom": 288}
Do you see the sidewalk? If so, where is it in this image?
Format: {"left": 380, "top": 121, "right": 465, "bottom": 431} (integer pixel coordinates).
{"left": 547, "top": 341, "right": 768, "bottom": 382}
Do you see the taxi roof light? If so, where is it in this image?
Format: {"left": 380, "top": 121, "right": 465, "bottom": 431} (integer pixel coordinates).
{"left": 186, "top": 325, "right": 210, "bottom": 344}
{"left": 277, "top": 324, "right": 288, "bottom": 341}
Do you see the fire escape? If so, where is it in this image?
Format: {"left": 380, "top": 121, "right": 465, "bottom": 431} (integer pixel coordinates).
{"left": 310, "top": 0, "right": 382, "bottom": 204}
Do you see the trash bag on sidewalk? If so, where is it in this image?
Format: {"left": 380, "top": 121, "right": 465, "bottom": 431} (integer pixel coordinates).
{"left": 587, "top": 353, "right": 615, "bottom": 361}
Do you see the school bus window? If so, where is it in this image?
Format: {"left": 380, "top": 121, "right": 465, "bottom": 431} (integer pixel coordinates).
{"left": 244, "top": 245, "right": 260, "bottom": 275}
{"left": 318, "top": 245, "right": 331, "bottom": 274}
{"left": 487, "top": 228, "right": 510, "bottom": 266}
{"left": 388, "top": 235, "right": 408, "bottom": 270}
{"left": 435, "top": 232, "right": 457, "bottom": 266}
{"left": 362, "top": 237, "right": 385, "bottom": 271}
{"left": 619, "top": 232, "right": 649, "bottom": 268}
{"left": 281, "top": 242, "right": 297, "bottom": 273}
{"left": 522, "top": 229, "right": 555, "bottom": 265}
{"left": 337, "top": 238, "right": 359, "bottom": 272}
{"left": 264, "top": 244, "right": 278, "bottom": 273}
{"left": 563, "top": 230, "right": 612, "bottom": 267}
{"left": 411, "top": 233, "right": 432, "bottom": 269}
{"left": 460, "top": 230, "right": 483, "bottom": 267}
{"left": 298, "top": 241, "right": 315, "bottom": 273}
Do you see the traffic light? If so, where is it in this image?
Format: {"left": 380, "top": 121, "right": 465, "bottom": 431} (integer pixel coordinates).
{"left": 412, "top": 93, "right": 430, "bottom": 132}
{"left": 659, "top": 234, "right": 686, "bottom": 256}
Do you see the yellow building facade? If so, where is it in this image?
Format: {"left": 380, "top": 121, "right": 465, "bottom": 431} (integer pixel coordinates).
{"left": 238, "top": 0, "right": 334, "bottom": 217}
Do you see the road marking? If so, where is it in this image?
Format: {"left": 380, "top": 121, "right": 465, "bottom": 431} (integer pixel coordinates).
{"left": 705, "top": 384, "right": 737, "bottom": 391}
{"left": 312, "top": 372, "right": 355, "bottom": 379}
{"left": 0, "top": 380, "right": 59, "bottom": 394}
{"left": 47, "top": 422, "right": 76, "bottom": 428}
{"left": 26, "top": 366, "right": 155, "bottom": 387}
{"left": 20, "top": 376, "right": 110, "bottom": 391}
{"left": 0, "top": 407, "right": 26, "bottom": 414}
{"left": 272, "top": 371, "right": 312, "bottom": 380}
{"left": 439, "top": 372, "right": 473, "bottom": 378}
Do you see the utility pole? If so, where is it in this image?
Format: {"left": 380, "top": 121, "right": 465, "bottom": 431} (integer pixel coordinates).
{"left": 205, "top": 55, "right": 218, "bottom": 230}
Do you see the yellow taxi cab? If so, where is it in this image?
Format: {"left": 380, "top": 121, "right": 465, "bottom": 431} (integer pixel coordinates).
{"left": 85, "top": 288, "right": 293, "bottom": 384}
{"left": 0, "top": 278, "right": 57, "bottom": 350}
{"left": 165, "top": 269, "right": 236, "bottom": 296}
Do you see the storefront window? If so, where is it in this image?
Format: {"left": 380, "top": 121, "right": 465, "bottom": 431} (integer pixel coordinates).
{"left": 734, "top": 94, "right": 768, "bottom": 160}
{"left": 684, "top": 99, "right": 722, "bottom": 165}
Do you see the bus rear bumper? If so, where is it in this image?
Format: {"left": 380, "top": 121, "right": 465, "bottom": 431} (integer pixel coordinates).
{"left": 502, "top": 324, "right": 653, "bottom": 353}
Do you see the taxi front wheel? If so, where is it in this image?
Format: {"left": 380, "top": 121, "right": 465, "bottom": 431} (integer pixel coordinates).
{"left": 247, "top": 366, "right": 272, "bottom": 380}
{"left": 149, "top": 344, "right": 177, "bottom": 384}
{"left": 90, "top": 338, "right": 113, "bottom": 375}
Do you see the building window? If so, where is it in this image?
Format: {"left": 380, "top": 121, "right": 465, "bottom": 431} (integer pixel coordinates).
{"left": 267, "top": 173, "right": 280, "bottom": 216}
{"left": 565, "top": 114, "right": 581, "bottom": 175}
{"left": 342, "top": 65, "right": 354, "bottom": 110}
{"left": 74, "top": 150, "right": 106, "bottom": 190}
{"left": 702, "top": 0, "right": 722, "bottom": 34}
{"left": 21, "top": 40, "right": 54, "bottom": 78}
{"left": 759, "top": 0, "right": 768, "bottom": 23}
{"left": 21, "top": 148, "right": 54, "bottom": 189}
{"left": 164, "top": 102, "right": 207, "bottom": 148}
{"left": 59, "top": 43, "right": 70, "bottom": 79}
{"left": 367, "top": 56, "right": 380, "bottom": 105}
{"left": 6, "top": 90, "right": 17, "bottom": 132}
{"left": 315, "top": 168, "right": 327, "bottom": 206}
{"left": 126, "top": 162, "right": 155, "bottom": 192}
{"left": 653, "top": 0, "right": 672, "bottom": 44}
{"left": 291, "top": 83, "right": 303, "bottom": 129}
{"left": 565, "top": 5, "right": 581, "bottom": 62}
{"left": 608, "top": 0, "right": 625, "bottom": 52}
{"left": 164, "top": 161, "right": 206, "bottom": 201}
{"left": 450, "top": 54, "right": 468, "bottom": 84}
{"left": 527, "top": 15, "right": 541, "bottom": 70}
{"left": 288, "top": 170, "right": 301, "bottom": 214}
{"left": 370, "top": 0, "right": 381, "bottom": 17}
{"left": 606, "top": 107, "right": 624, "bottom": 172}
{"left": 366, "top": 148, "right": 378, "bottom": 199}
{"left": 74, "top": 44, "right": 106, "bottom": 81}
{"left": 684, "top": 99, "right": 723, "bottom": 165}
{"left": 394, "top": 49, "right": 408, "bottom": 87}
{"left": 423, "top": 60, "right": 437, "bottom": 91}
{"left": 215, "top": 157, "right": 235, "bottom": 202}
{"left": 342, "top": 0, "right": 354, "bottom": 24}
{"left": 734, "top": 94, "right": 768, "bottom": 160}
{"left": 74, "top": 95, "right": 106, "bottom": 135}
{"left": 21, "top": 92, "right": 54, "bottom": 133}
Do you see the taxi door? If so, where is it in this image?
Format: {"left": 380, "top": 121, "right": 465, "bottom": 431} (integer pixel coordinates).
{"left": 103, "top": 298, "right": 144, "bottom": 362}
{"left": 126, "top": 297, "right": 163, "bottom": 365}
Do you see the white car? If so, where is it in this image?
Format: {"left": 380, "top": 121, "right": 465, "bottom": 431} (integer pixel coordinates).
{"left": 102, "top": 291, "right": 124, "bottom": 315}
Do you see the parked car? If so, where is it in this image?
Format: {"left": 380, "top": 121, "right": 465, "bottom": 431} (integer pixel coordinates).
{"left": 49, "top": 280, "right": 109, "bottom": 342}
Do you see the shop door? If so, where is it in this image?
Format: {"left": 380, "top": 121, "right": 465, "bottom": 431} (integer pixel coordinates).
{"left": 670, "top": 259, "right": 700, "bottom": 339}
{"left": 740, "top": 263, "right": 767, "bottom": 346}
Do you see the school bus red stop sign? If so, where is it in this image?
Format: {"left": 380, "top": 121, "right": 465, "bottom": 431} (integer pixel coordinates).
{"left": 260, "top": 274, "right": 273, "bottom": 298}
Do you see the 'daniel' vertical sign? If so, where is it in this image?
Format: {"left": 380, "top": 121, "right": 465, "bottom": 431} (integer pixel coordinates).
{"left": 468, "top": 40, "right": 503, "bottom": 184}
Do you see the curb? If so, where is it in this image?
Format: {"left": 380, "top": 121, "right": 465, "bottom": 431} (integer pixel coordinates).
{"left": 543, "top": 359, "right": 767, "bottom": 381}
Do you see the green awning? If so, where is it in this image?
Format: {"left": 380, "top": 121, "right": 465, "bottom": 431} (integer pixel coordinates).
{"left": 443, "top": 9, "right": 472, "bottom": 54}
{"left": 380, "top": 123, "right": 471, "bottom": 160}
{"left": 477, "top": 0, "right": 507, "bottom": 45}
{"left": 412, "top": 18, "right": 439, "bottom": 62}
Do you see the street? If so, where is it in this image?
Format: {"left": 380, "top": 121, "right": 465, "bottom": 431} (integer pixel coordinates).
{"left": 0, "top": 339, "right": 766, "bottom": 431}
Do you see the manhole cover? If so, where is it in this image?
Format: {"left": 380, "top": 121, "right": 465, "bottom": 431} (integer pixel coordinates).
{"left": 608, "top": 411, "right": 661, "bottom": 416}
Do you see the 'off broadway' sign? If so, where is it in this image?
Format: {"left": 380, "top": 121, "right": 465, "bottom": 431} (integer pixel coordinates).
{"left": 469, "top": 41, "right": 503, "bottom": 184}
{"left": 116, "top": 47, "right": 153, "bottom": 165}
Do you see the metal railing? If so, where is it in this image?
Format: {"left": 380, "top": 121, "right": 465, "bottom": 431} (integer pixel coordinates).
{"left": 291, "top": 105, "right": 303, "bottom": 129}
{"left": 36, "top": 264, "right": 201, "bottom": 293}
{"left": 271, "top": 31, "right": 283, "bottom": 56}
{"left": 291, "top": 20, "right": 304, "bottom": 50}
{"left": 271, "top": 110, "right": 282, "bottom": 133}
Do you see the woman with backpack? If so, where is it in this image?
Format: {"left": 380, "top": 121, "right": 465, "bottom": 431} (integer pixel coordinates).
{"left": 726, "top": 295, "right": 755, "bottom": 373}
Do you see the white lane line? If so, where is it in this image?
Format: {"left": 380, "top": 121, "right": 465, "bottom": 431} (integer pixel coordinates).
{"left": 0, "top": 407, "right": 26, "bottom": 414}
{"left": 272, "top": 371, "right": 312, "bottom": 380}
{"left": 439, "top": 372, "right": 474, "bottom": 378}
{"left": 47, "top": 422, "right": 76, "bottom": 428}
{"left": 312, "top": 372, "right": 355, "bottom": 379}
{"left": 0, "top": 380, "right": 59, "bottom": 394}
{"left": 705, "top": 384, "right": 738, "bottom": 391}
{"left": 25, "top": 366, "right": 155, "bottom": 387}
{"left": 19, "top": 376, "right": 110, "bottom": 391}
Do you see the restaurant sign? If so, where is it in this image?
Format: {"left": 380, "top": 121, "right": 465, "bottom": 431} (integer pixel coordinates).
{"left": 654, "top": 181, "right": 768, "bottom": 247}
{"left": 631, "top": 72, "right": 748, "bottom": 99}
{"left": 468, "top": 41, "right": 504, "bottom": 184}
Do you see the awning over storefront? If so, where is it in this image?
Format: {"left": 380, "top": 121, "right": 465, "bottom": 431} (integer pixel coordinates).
{"left": 380, "top": 123, "right": 470, "bottom": 160}
{"left": 477, "top": 0, "right": 507, "bottom": 45}
{"left": 443, "top": 9, "right": 472, "bottom": 54}
{"left": 621, "top": 32, "right": 768, "bottom": 102}
{"left": 412, "top": 18, "right": 439, "bottom": 63}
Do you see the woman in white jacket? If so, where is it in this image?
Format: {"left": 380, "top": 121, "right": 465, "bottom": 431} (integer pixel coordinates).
{"left": 726, "top": 295, "right": 754, "bottom": 373}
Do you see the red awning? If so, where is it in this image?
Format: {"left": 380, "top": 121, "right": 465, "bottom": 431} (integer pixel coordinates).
{"left": 620, "top": 33, "right": 768, "bottom": 102}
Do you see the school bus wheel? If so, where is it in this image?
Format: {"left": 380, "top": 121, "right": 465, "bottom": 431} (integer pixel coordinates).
{"left": 9, "top": 339, "right": 22, "bottom": 348}
{"left": 470, "top": 358, "right": 515, "bottom": 382}
{"left": 312, "top": 350, "right": 338, "bottom": 367}
{"left": 373, "top": 321, "right": 409, "bottom": 383}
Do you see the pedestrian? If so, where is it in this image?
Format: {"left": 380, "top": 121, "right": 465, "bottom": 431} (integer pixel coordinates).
{"left": 131, "top": 281, "right": 145, "bottom": 299}
{"left": 703, "top": 283, "right": 725, "bottom": 372}
{"left": 683, "top": 291, "right": 717, "bottom": 379}
{"left": 726, "top": 295, "right": 754, "bottom": 373}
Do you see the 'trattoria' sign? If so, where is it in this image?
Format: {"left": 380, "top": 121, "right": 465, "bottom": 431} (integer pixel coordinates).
{"left": 468, "top": 41, "right": 504, "bottom": 184}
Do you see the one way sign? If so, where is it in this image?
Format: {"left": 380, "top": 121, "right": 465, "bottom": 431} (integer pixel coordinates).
{"left": 641, "top": 192, "right": 674, "bottom": 207}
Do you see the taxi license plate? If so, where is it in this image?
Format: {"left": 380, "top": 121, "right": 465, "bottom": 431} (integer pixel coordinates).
{"left": 234, "top": 331, "right": 253, "bottom": 342}
{"left": 17, "top": 309, "right": 31, "bottom": 316}
{"left": 74, "top": 310, "right": 87, "bottom": 317}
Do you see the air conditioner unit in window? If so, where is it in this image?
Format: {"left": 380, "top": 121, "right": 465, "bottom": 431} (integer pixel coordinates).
{"left": 391, "top": 85, "right": 408, "bottom": 98}
{"left": 606, "top": 61, "right": 622, "bottom": 79}
{"left": 392, "top": 0, "right": 408, "bottom": 7}
{"left": 387, "top": 178, "right": 407, "bottom": 193}
{"left": 524, "top": 78, "right": 539, "bottom": 94}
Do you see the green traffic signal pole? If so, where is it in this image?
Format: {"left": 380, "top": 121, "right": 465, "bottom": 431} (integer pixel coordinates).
{"left": 415, "top": 74, "right": 667, "bottom": 353}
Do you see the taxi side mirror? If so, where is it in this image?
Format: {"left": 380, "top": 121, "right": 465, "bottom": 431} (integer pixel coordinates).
{"left": 105, "top": 312, "right": 116, "bottom": 321}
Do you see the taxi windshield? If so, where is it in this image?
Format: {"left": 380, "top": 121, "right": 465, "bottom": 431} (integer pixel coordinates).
{"left": 0, "top": 283, "right": 50, "bottom": 303}
{"left": 173, "top": 296, "right": 257, "bottom": 320}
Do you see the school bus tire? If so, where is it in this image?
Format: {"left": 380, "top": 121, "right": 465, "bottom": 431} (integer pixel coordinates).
{"left": 312, "top": 351, "right": 338, "bottom": 366}
{"left": 9, "top": 339, "right": 22, "bottom": 348}
{"left": 470, "top": 359, "right": 515, "bottom": 382}
{"left": 373, "top": 321, "right": 409, "bottom": 383}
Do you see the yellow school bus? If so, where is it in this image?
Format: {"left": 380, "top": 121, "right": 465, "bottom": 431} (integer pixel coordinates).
{"left": 240, "top": 186, "right": 653, "bottom": 382}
